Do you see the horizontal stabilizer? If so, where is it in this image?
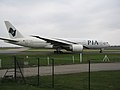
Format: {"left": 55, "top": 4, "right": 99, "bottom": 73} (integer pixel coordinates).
{"left": 0, "top": 37, "right": 18, "bottom": 42}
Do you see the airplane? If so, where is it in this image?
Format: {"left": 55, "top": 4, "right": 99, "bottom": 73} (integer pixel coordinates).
{"left": 0, "top": 21, "right": 110, "bottom": 53}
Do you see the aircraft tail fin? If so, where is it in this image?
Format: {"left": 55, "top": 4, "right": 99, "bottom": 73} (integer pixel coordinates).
{"left": 4, "top": 21, "right": 24, "bottom": 39}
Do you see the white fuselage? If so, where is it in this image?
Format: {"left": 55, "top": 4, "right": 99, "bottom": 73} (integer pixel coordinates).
{"left": 6, "top": 37, "right": 53, "bottom": 48}
{"left": 5, "top": 37, "right": 110, "bottom": 50}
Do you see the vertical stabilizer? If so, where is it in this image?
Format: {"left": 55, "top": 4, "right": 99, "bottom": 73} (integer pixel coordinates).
{"left": 4, "top": 21, "right": 24, "bottom": 39}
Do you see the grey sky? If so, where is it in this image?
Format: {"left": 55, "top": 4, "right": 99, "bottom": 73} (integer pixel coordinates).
{"left": 0, "top": 0, "right": 120, "bottom": 46}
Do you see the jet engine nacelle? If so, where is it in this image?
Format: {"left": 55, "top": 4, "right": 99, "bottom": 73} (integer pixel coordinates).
{"left": 70, "top": 44, "right": 83, "bottom": 52}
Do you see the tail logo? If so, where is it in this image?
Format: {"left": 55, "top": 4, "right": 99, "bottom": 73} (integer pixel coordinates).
{"left": 9, "top": 28, "right": 16, "bottom": 37}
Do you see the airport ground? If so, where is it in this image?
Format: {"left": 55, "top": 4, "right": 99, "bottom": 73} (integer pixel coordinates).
{"left": 0, "top": 48, "right": 120, "bottom": 68}
{"left": 0, "top": 47, "right": 120, "bottom": 90}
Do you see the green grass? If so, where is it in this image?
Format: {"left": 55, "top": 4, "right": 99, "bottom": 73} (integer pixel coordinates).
{"left": 0, "top": 53, "right": 120, "bottom": 69}
{"left": 0, "top": 70, "right": 120, "bottom": 90}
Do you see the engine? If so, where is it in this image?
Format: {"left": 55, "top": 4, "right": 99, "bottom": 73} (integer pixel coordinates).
{"left": 70, "top": 44, "right": 83, "bottom": 52}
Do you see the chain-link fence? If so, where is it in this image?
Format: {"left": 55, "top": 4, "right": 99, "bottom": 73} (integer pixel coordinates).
{"left": 0, "top": 54, "right": 120, "bottom": 90}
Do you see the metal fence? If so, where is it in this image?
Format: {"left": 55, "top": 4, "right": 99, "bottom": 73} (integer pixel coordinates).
{"left": 0, "top": 55, "right": 120, "bottom": 90}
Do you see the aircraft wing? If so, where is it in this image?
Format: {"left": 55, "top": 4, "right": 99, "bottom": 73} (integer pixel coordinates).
{"left": 32, "top": 35, "right": 76, "bottom": 46}
{"left": 32, "top": 35, "right": 88, "bottom": 49}
{"left": 0, "top": 37, "right": 18, "bottom": 42}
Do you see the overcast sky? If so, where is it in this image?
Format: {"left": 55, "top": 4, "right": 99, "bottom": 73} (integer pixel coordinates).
{"left": 0, "top": 0, "right": 120, "bottom": 46}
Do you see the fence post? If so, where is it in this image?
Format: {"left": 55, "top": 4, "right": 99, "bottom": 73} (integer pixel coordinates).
{"left": 37, "top": 58, "right": 40, "bottom": 86}
{"left": 52, "top": 58, "right": 54, "bottom": 88}
{"left": 88, "top": 60, "right": 90, "bottom": 90}
{"left": 79, "top": 53, "right": 82, "bottom": 63}
{"left": 0, "top": 59, "right": 1, "bottom": 68}
{"left": 14, "top": 56, "right": 17, "bottom": 81}
{"left": 47, "top": 57, "right": 50, "bottom": 65}
{"left": 72, "top": 56, "right": 75, "bottom": 63}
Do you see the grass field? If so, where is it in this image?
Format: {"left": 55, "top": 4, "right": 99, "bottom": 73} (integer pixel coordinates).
{"left": 0, "top": 70, "right": 120, "bottom": 90}
{"left": 0, "top": 53, "right": 120, "bottom": 69}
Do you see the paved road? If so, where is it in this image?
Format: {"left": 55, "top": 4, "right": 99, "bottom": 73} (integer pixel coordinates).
{"left": 0, "top": 63, "right": 120, "bottom": 77}
{"left": 0, "top": 47, "right": 29, "bottom": 54}
{"left": 0, "top": 48, "right": 120, "bottom": 54}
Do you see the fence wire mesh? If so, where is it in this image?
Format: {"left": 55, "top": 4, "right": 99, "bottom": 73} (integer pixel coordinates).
{"left": 0, "top": 54, "right": 120, "bottom": 90}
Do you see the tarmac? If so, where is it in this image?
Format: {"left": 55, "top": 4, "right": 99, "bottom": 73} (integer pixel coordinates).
{"left": 0, "top": 63, "right": 120, "bottom": 77}
{"left": 0, "top": 47, "right": 120, "bottom": 55}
